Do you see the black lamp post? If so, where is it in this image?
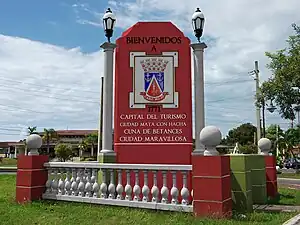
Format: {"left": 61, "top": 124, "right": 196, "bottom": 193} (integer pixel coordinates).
{"left": 261, "top": 100, "right": 276, "bottom": 137}
{"left": 192, "top": 8, "right": 205, "bottom": 42}
{"left": 267, "top": 101, "right": 276, "bottom": 113}
{"left": 103, "top": 8, "right": 116, "bottom": 43}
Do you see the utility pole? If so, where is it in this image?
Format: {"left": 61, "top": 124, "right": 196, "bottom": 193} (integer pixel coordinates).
{"left": 262, "top": 99, "right": 266, "bottom": 137}
{"left": 253, "top": 61, "right": 262, "bottom": 151}
{"left": 276, "top": 124, "right": 279, "bottom": 157}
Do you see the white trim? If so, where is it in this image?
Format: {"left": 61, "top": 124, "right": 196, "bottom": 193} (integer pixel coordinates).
{"left": 44, "top": 162, "right": 192, "bottom": 171}
{"left": 162, "top": 52, "right": 178, "bottom": 67}
{"left": 17, "top": 169, "right": 47, "bottom": 172}
{"left": 193, "top": 174, "right": 230, "bottom": 179}
{"left": 130, "top": 52, "right": 146, "bottom": 68}
{"left": 42, "top": 194, "right": 193, "bottom": 213}
{"left": 114, "top": 142, "right": 193, "bottom": 146}
{"left": 129, "top": 52, "right": 179, "bottom": 109}
{"left": 193, "top": 197, "right": 231, "bottom": 204}
{"left": 17, "top": 185, "right": 45, "bottom": 189}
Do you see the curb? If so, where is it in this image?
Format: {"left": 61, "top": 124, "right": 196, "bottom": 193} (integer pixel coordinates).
{"left": 283, "top": 214, "right": 300, "bottom": 225}
{"left": 0, "top": 167, "right": 17, "bottom": 172}
{"left": 278, "top": 178, "right": 300, "bottom": 181}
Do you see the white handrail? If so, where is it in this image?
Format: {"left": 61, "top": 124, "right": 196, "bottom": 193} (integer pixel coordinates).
{"left": 44, "top": 162, "right": 192, "bottom": 171}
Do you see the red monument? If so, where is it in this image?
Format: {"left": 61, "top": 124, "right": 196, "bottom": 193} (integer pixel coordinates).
{"left": 114, "top": 22, "right": 193, "bottom": 165}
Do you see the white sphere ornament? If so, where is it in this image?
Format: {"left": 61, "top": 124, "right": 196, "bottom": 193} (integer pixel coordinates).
{"left": 200, "top": 126, "right": 222, "bottom": 156}
{"left": 258, "top": 138, "right": 272, "bottom": 155}
{"left": 26, "top": 134, "right": 43, "bottom": 155}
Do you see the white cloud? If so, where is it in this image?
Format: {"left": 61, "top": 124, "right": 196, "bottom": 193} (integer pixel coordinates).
{"left": 1, "top": 0, "right": 300, "bottom": 141}
{"left": 0, "top": 35, "right": 103, "bottom": 141}
{"left": 71, "top": 0, "right": 300, "bottom": 136}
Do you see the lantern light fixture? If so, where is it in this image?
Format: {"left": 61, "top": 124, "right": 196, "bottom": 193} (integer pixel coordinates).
{"left": 103, "top": 8, "right": 116, "bottom": 43}
{"left": 192, "top": 8, "right": 205, "bottom": 42}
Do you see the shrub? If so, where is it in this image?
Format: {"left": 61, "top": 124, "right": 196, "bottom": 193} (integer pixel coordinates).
{"left": 54, "top": 143, "right": 73, "bottom": 162}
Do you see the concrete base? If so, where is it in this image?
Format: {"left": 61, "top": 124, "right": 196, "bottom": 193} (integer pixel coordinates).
{"left": 230, "top": 155, "right": 253, "bottom": 212}
{"left": 248, "top": 155, "right": 267, "bottom": 204}
{"left": 97, "top": 152, "right": 116, "bottom": 185}
{"left": 16, "top": 155, "right": 49, "bottom": 203}
{"left": 97, "top": 152, "right": 116, "bottom": 163}
{"left": 264, "top": 155, "right": 278, "bottom": 198}
{"left": 192, "top": 155, "right": 232, "bottom": 218}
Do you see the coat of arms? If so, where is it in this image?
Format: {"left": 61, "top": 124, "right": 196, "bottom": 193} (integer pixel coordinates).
{"left": 129, "top": 52, "right": 179, "bottom": 108}
{"left": 139, "top": 58, "right": 169, "bottom": 102}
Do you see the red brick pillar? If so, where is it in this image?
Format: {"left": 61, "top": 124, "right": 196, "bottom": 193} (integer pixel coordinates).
{"left": 16, "top": 155, "right": 49, "bottom": 203}
{"left": 192, "top": 155, "right": 232, "bottom": 218}
{"left": 264, "top": 155, "right": 278, "bottom": 198}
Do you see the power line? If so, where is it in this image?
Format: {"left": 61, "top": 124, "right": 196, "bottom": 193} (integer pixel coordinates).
{"left": 0, "top": 74, "right": 101, "bottom": 94}
{"left": 206, "top": 95, "right": 253, "bottom": 103}
{"left": 0, "top": 102, "right": 53, "bottom": 114}
{"left": 0, "top": 84, "right": 100, "bottom": 104}
{"left": 0, "top": 127, "right": 23, "bottom": 131}
{"left": 205, "top": 79, "right": 252, "bottom": 86}
{"left": 0, "top": 76, "right": 100, "bottom": 95}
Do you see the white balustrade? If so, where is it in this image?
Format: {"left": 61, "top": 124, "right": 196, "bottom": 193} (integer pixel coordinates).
{"left": 151, "top": 171, "right": 159, "bottom": 203}
{"left": 142, "top": 170, "right": 150, "bottom": 202}
{"left": 42, "top": 162, "right": 193, "bottom": 213}
{"left": 116, "top": 170, "right": 124, "bottom": 200}
{"left": 171, "top": 171, "right": 179, "bottom": 204}
{"left": 108, "top": 169, "right": 116, "bottom": 199}
{"left": 65, "top": 169, "right": 72, "bottom": 196}
{"left": 125, "top": 170, "right": 132, "bottom": 201}
{"left": 85, "top": 169, "right": 93, "bottom": 197}
{"left": 58, "top": 169, "right": 65, "bottom": 195}
{"left": 100, "top": 169, "right": 108, "bottom": 199}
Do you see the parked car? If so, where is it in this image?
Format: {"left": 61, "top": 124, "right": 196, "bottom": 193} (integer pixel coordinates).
{"left": 284, "top": 158, "right": 300, "bottom": 169}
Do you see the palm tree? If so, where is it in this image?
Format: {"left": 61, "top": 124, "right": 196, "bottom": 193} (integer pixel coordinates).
{"left": 84, "top": 133, "right": 98, "bottom": 157}
{"left": 78, "top": 140, "right": 88, "bottom": 157}
{"left": 27, "top": 126, "right": 38, "bottom": 135}
{"left": 42, "top": 128, "right": 58, "bottom": 154}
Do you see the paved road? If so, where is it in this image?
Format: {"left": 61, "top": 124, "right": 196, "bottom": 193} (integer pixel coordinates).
{"left": 281, "top": 168, "right": 298, "bottom": 173}
{"left": 278, "top": 178, "right": 300, "bottom": 185}
{"left": 0, "top": 172, "right": 16, "bottom": 175}
{"left": 278, "top": 177, "right": 300, "bottom": 189}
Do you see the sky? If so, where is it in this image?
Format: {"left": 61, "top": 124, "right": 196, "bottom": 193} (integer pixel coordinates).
{"left": 0, "top": 0, "right": 300, "bottom": 141}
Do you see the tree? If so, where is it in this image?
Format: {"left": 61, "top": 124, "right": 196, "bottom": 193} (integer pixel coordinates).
{"left": 265, "top": 124, "right": 284, "bottom": 143}
{"left": 42, "top": 128, "right": 58, "bottom": 154}
{"left": 265, "top": 124, "right": 286, "bottom": 156}
{"left": 27, "top": 126, "right": 38, "bottom": 135}
{"left": 259, "top": 24, "right": 300, "bottom": 121}
{"left": 222, "top": 123, "right": 257, "bottom": 146}
{"left": 54, "top": 143, "right": 72, "bottom": 162}
{"left": 84, "top": 132, "right": 98, "bottom": 157}
{"left": 78, "top": 140, "right": 88, "bottom": 157}
{"left": 284, "top": 126, "right": 300, "bottom": 158}
{"left": 239, "top": 143, "right": 257, "bottom": 154}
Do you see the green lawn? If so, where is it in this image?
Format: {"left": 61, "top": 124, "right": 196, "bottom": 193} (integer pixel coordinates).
{"left": 267, "top": 187, "right": 300, "bottom": 205}
{"left": 0, "top": 175, "right": 297, "bottom": 225}
{"left": 0, "top": 158, "right": 17, "bottom": 167}
{"left": 277, "top": 173, "right": 300, "bottom": 179}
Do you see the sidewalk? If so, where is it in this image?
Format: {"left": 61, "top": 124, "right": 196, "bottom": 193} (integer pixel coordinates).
{"left": 254, "top": 204, "right": 300, "bottom": 212}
